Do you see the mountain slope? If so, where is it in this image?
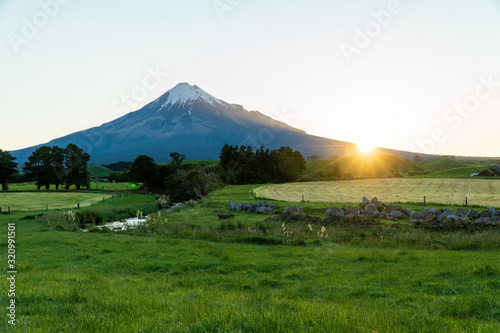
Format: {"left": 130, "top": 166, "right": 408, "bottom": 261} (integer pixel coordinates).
{"left": 11, "top": 83, "right": 425, "bottom": 165}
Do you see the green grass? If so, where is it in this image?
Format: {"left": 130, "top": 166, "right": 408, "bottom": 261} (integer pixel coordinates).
{"left": 0, "top": 192, "right": 114, "bottom": 212}
{"left": 6, "top": 182, "right": 140, "bottom": 192}
{"left": 422, "top": 158, "right": 466, "bottom": 171}
{"left": 415, "top": 165, "right": 496, "bottom": 178}
{"left": 1, "top": 185, "right": 499, "bottom": 332}
{"left": 304, "top": 155, "right": 425, "bottom": 180}
{"left": 88, "top": 165, "right": 114, "bottom": 177}
{"left": 254, "top": 178, "right": 500, "bottom": 207}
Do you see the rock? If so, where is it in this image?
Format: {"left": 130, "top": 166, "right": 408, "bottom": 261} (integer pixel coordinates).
{"left": 325, "top": 207, "right": 345, "bottom": 218}
{"left": 443, "top": 214, "right": 460, "bottom": 222}
{"left": 228, "top": 201, "right": 241, "bottom": 211}
{"left": 257, "top": 207, "right": 275, "bottom": 215}
{"left": 362, "top": 197, "right": 369, "bottom": 206}
{"left": 247, "top": 204, "right": 258, "bottom": 214}
{"left": 388, "top": 211, "right": 404, "bottom": 219}
{"left": 410, "top": 219, "right": 423, "bottom": 223}
{"left": 466, "top": 209, "right": 478, "bottom": 219}
{"left": 410, "top": 211, "right": 424, "bottom": 219}
{"left": 491, "top": 216, "right": 500, "bottom": 222}
{"left": 437, "top": 210, "right": 455, "bottom": 222}
{"left": 241, "top": 203, "right": 251, "bottom": 211}
{"left": 371, "top": 211, "right": 381, "bottom": 218}
{"left": 429, "top": 208, "right": 441, "bottom": 215}
{"left": 255, "top": 202, "right": 265, "bottom": 208}
{"left": 364, "top": 203, "right": 378, "bottom": 216}
{"left": 404, "top": 208, "right": 412, "bottom": 216}
{"left": 479, "top": 210, "right": 490, "bottom": 218}
{"left": 282, "top": 206, "right": 303, "bottom": 214}
{"left": 487, "top": 207, "right": 498, "bottom": 217}
{"left": 476, "top": 217, "right": 492, "bottom": 224}
{"left": 370, "top": 197, "right": 383, "bottom": 210}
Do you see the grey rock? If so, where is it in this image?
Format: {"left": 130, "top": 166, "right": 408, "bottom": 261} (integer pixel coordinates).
{"left": 388, "top": 211, "right": 404, "bottom": 219}
{"left": 361, "top": 197, "right": 369, "bottom": 206}
{"left": 282, "top": 206, "right": 303, "bottom": 214}
{"left": 325, "top": 207, "right": 345, "bottom": 218}
{"left": 404, "top": 208, "right": 412, "bottom": 216}
{"left": 437, "top": 210, "right": 455, "bottom": 222}
{"left": 364, "top": 203, "right": 378, "bottom": 216}
{"left": 479, "top": 210, "right": 490, "bottom": 218}
{"left": 410, "top": 211, "right": 424, "bottom": 219}
{"left": 247, "top": 204, "right": 258, "bottom": 214}
{"left": 257, "top": 207, "right": 275, "bottom": 215}
{"left": 487, "top": 207, "right": 498, "bottom": 217}
{"left": 371, "top": 211, "right": 381, "bottom": 218}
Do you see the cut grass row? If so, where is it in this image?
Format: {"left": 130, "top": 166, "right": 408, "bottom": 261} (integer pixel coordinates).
{"left": 254, "top": 178, "right": 500, "bottom": 207}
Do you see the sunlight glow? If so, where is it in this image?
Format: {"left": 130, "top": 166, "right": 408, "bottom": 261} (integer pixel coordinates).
{"left": 357, "top": 143, "right": 375, "bottom": 154}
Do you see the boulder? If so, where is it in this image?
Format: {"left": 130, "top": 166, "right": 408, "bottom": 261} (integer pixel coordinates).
{"left": 361, "top": 197, "right": 369, "bottom": 206}
{"left": 487, "top": 207, "right": 498, "bottom": 217}
{"left": 388, "top": 211, "right": 404, "bottom": 219}
{"left": 282, "top": 206, "right": 303, "bottom": 214}
{"left": 479, "top": 210, "right": 490, "bottom": 218}
{"left": 476, "top": 217, "right": 492, "bottom": 224}
{"left": 364, "top": 203, "right": 378, "bottom": 216}
{"left": 228, "top": 201, "right": 242, "bottom": 211}
{"left": 404, "top": 208, "right": 412, "bottom": 216}
{"left": 437, "top": 210, "right": 455, "bottom": 222}
{"left": 443, "top": 214, "right": 460, "bottom": 222}
{"left": 466, "top": 209, "right": 479, "bottom": 219}
{"left": 247, "top": 204, "right": 258, "bottom": 214}
{"left": 257, "top": 207, "right": 276, "bottom": 215}
{"left": 371, "top": 211, "right": 381, "bottom": 218}
{"left": 370, "top": 197, "right": 383, "bottom": 210}
{"left": 325, "top": 207, "right": 345, "bottom": 218}
{"left": 410, "top": 211, "right": 424, "bottom": 219}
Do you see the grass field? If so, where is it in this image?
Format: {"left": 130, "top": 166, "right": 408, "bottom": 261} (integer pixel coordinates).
{"left": 422, "top": 158, "right": 466, "bottom": 171}
{"left": 6, "top": 182, "right": 140, "bottom": 192}
{"left": 0, "top": 192, "right": 113, "bottom": 212}
{"left": 88, "top": 165, "right": 114, "bottom": 177}
{"left": 1, "top": 186, "right": 499, "bottom": 332}
{"left": 415, "top": 165, "right": 495, "bottom": 178}
{"left": 254, "top": 178, "right": 500, "bottom": 206}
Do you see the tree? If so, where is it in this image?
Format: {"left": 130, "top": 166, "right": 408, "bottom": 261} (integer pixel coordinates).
{"left": 170, "top": 152, "right": 186, "bottom": 166}
{"left": 131, "top": 155, "right": 157, "bottom": 191}
{"left": 272, "top": 146, "right": 306, "bottom": 183}
{"left": 0, "top": 150, "right": 18, "bottom": 191}
{"left": 23, "top": 146, "right": 53, "bottom": 190}
{"left": 51, "top": 146, "right": 66, "bottom": 190}
{"left": 64, "top": 144, "right": 91, "bottom": 190}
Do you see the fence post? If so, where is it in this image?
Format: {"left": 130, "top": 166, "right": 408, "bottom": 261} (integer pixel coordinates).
{"left": 424, "top": 196, "right": 426, "bottom": 206}
{"left": 46, "top": 205, "right": 48, "bottom": 211}
{"left": 465, "top": 197, "right": 468, "bottom": 207}
{"left": 92, "top": 201, "right": 93, "bottom": 206}
{"left": 302, "top": 194, "right": 305, "bottom": 202}
{"left": 8, "top": 207, "right": 11, "bottom": 213}
{"left": 77, "top": 203, "right": 80, "bottom": 209}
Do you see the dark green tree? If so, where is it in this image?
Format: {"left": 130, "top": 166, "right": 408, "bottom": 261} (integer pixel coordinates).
{"left": 51, "top": 146, "right": 66, "bottom": 190}
{"left": 64, "top": 144, "right": 90, "bottom": 190}
{"left": 0, "top": 150, "right": 18, "bottom": 191}
{"left": 23, "top": 146, "right": 53, "bottom": 190}
{"left": 131, "top": 155, "right": 157, "bottom": 191}
{"left": 170, "top": 152, "right": 186, "bottom": 166}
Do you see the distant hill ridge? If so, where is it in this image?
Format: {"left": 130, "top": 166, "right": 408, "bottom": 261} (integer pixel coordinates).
{"left": 11, "top": 83, "right": 437, "bottom": 165}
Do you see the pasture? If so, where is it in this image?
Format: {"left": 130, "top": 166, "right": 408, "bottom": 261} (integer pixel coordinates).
{"left": 254, "top": 178, "right": 500, "bottom": 207}
{"left": 6, "top": 182, "right": 140, "bottom": 192}
{"left": 0, "top": 185, "right": 499, "bottom": 332}
{"left": 0, "top": 192, "right": 113, "bottom": 212}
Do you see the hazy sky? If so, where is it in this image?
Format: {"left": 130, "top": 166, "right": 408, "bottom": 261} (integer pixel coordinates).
{"left": 1, "top": 0, "right": 500, "bottom": 156}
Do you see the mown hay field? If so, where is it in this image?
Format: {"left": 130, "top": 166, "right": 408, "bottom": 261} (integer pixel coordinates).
{"left": 0, "top": 192, "right": 113, "bottom": 212}
{"left": 255, "top": 178, "right": 500, "bottom": 206}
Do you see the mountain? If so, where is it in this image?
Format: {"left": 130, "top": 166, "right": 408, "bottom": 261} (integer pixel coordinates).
{"left": 11, "top": 83, "right": 423, "bottom": 165}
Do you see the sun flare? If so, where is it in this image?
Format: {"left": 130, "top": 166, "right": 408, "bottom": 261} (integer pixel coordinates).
{"left": 357, "top": 143, "right": 375, "bottom": 154}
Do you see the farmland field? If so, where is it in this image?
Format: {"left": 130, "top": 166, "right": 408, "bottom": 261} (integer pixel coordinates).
{"left": 6, "top": 182, "right": 140, "bottom": 192}
{"left": 1, "top": 186, "right": 499, "bottom": 332}
{"left": 255, "top": 178, "right": 500, "bottom": 206}
{"left": 0, "top": 192, "right": 113, "bottom": 211}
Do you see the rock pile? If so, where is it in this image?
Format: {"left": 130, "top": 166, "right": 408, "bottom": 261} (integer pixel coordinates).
{"left": 228, "top": 201, "right": 277, "bottom": 215}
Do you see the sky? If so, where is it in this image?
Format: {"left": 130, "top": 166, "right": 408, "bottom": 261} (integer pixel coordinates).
{"left": 1, "top": 0, "right": 500, "bottom": 157}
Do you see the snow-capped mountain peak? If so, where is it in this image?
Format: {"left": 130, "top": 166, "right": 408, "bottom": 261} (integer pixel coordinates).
{"left": 162, "top": 82, "right": 223, "bottom": 108}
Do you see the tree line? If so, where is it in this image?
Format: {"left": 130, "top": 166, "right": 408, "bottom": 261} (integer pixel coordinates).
{"left": 0, "top": 144, "right": 91, "bottom": 191}
{"left": 1, "top": 143, "right": 307, "bottom": 198}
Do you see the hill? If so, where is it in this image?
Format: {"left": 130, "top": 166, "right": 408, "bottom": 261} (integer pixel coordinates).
{"left": 305, "top": 154, "right": 425, "bottom": 179}
{"left": 88, "top": 165, "right": 113, "bottom": 178}
{"left": 422, "top": 158, "right": 466, "bottom": 171}
{"left": 11, "top": 83, "right": 430, "bottom": 165}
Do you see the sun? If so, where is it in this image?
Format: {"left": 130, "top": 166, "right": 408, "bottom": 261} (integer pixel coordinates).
{"left": 357, "top": 143, "right": 375, "bottom": 154}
